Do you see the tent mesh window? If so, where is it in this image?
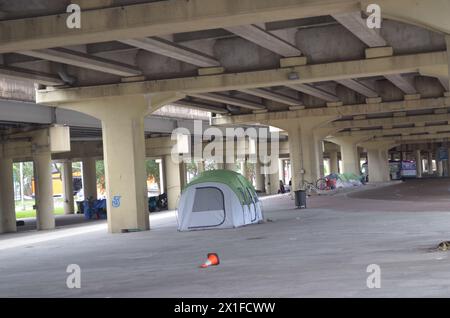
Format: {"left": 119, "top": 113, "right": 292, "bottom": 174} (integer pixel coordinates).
{"left": 192, "top": 187, "right": 225, "bottom": 212}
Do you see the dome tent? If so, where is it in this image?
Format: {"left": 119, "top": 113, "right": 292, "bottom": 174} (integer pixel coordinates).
{"left": 177, "top": 170, "right": 263, "bottom": 231}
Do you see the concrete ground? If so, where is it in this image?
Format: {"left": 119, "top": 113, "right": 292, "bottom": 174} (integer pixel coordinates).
{"left": 2, "top": 178, "right": 450, "bottom": 298}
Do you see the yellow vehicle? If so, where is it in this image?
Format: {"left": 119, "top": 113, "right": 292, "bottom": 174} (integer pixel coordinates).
{"left": 32, "top": 170, "right": 82, "bottom": 197}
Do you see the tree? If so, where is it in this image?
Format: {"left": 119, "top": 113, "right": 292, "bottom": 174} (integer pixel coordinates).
{"left": 91, "top": 159, "right": 161, "bottom": 191}
{"left": 13, "top": 162, "right": 34, "bottom": 197}
{"left": 72, "top": 162, "right": 82, "bottom": 174}
{"left": 185, "top": 161, "right": 198, "bottom": 176}
{"left": 146, "top": 160, "right": 160, "bottom": 184}
{"left": 96, "top": 160, "right": 105, "bottom": 191}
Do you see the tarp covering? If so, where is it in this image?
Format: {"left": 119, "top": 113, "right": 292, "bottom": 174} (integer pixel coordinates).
{"left": 327, "top": 173, "right": 363, "bottom": 188}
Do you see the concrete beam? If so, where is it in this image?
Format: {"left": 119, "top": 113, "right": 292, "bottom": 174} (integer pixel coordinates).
{"left": 336, "top": 124, "right": 450, "bottom": 138}
{"left": 0, "top": 65, "right": 63, "bottom": 86}
{"left": 332, "top": 11, "right": 387, "bottom": 47}
{"left": 0, "top": 0, "right": 359, "bottom": 53}
{"left": 438, "top": 77, "right": 450, "bottom": 92}
{"left": 385, "top": 74, "right": 418, "bottom": 95}
{"left": 119, "top": 38, "right": 220, "bottom": 67}
{"left": 213, "top": 96, "right": 450, "bottom": 126}
{"left": 37, "top": 51, "right": 448, "bottom": 104}
{"left": 333, "top": 11, "right": 418, "bottom": 96}
{"left": 240, "top": 88, "right": 303, "bottom": 106}
{"left": 330, "top": 113, "right": 450, "bottom": 130}
{"left": 336, "top": 79, "right": 379, "bottom": 98}
{"left": 172, "top": 100, "right": 229, "bottom": 114}
{"left": 374, "top": 132, "right": 450, "bottom": 142}
{"left": 189, "top": 93, "right": 266, "bottom": 110}
{"left": 225, "top": 24, "right": 301, "bottom": 57}
{"left": 20, "top": 48, "right": 141, "bottom": 77}
{"left": 286, "top": 84, "right": 340, "bottom": 102}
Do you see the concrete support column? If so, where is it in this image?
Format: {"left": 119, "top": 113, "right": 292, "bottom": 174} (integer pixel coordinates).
{"left": 329, "top": 150, "right": 339, "bottom": 174}
{"left": 0, "top": 156, "right": 16, "bottom": 234}
{"left": 428, "top": 152, "right": 434, "bottom": 173}
{"left": 366, "top": 149, "right": 384, "bottom": 182}
{"left": 443, "top": 160, "right": 449, "bottom": 177}
{"left": 341, "top": 144, "right": 360, "bottom": 175}
{"left": 286, "top": 123, "right": 319, "bottom": 191}
{"left": 268, "top": 164, "right": 280, "bottom": 195}
{"left": 446, "top": 35, "right": 450, "bottom": 93}
{"left": 255, "top": 160, "right": 265, "bottom": 192}
{"left": 101, "top": 101, "right": 149, "bottom": 233}
{"left": 401, "top": 151, "right": 407, "bottom": 161}
{"left": 438, "top": 160, "right": 444, "bottom": 177}
{"left": 64, "top": 96, "right": 150, "bottom": 233}
{"left": 62, "top": 160, "right": 75, "bottom": 215}
{"left": 240, "top": 160, "right": 250, "bottom": 180}
{"left": 415, "top": 150, "right": 423, "bottom": 178}
{"left": 34, "top": 152, "right": 55, "bottom": 231}
{"left": 379, "top": 149, "right": 390, "bottom": 181}
{"left": 273, "top": 118, "right": 334, "bottom": 192}
{"left": 334, "top": 138, "right": 361, "bottom": 175}
{"left": 82, "top": 157, "right": 97, "bottom": 200}
{"left": 316, "top": 140, "right": 325, "bottom": 178}
{"left": 362, "top": 142, "right": 393, "bottom": 183}
{"left": 164, "top": 154, "right": 183, "bottom": 211}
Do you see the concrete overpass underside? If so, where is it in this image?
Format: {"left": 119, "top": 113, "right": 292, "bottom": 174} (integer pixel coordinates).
{"left": 0, "top": 0, "right": 448, "bottom": 236}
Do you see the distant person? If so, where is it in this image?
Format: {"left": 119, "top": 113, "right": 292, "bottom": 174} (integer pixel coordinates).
{"left": 278, "top": 180, "right": 286, "bottom": 194}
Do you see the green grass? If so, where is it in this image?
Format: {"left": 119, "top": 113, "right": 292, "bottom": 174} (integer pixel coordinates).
{"left": 16, "top": 207, "right": 65, "bottom": 219}
{"left": 15, "top": 199, "right": 67, "bottom": 219}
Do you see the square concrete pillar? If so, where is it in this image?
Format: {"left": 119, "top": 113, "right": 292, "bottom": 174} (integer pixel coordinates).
{"left": 338, "top": 140, "right": 361, "bottom": 175}
{"left": 62, "top": 96, "right": 150, "bottom": 233}
{"left": 415, "top": 150, "right": 423, "bottom": 178}
{"left": 367, "top": 149, "right": 390, "bottom": 182}
{"left": 316, "top": 140, "right": 325, "bottom": 178}
{"left": 267, "top": 164, "right": 281, "bottom": 195}
{"left": 255, "top": 160, "right": 265, "bottom": 193}
{"left": 274, "top": 117, "right": 335, "bottom": 192}
{"left": 102, "top": 107, "right": 149, "bottom": 233}
{"left": 286, "top": 124, "right": 320, "bottom": 191}
{"left": 62, "top": 160, "right": 75, "bottom": 214}
{"left": 428, "top": 152, "right": 434, "bottom": 173}
{"left": 34, "top": 152, "right": 55, "bottom": 231}
{"left": 82, "top": 157, "right": 97, "bottom": 201}
{"left": 0, "top": 156, "right": 16, "bottom": 234}
{"left": 329, "top": 151, "right": 339, "bottom": 174}
{"left": 164, "top": 154, "right": 184, "bottom": 210}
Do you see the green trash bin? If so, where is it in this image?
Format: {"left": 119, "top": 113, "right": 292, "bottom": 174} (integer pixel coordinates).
{"left": 294, "top": 190, "right": 307, "bottom": 209}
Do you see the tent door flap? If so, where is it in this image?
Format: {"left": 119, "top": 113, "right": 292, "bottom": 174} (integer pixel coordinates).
{"left": 188, "top": 187, "right": 226, "bottom": 229}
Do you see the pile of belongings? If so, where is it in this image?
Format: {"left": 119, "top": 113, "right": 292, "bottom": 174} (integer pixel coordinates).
{"left": 83, "top": 199, "right": 107, "bottom": 220}
{"left": 327, "top": 173, "right": 364, "bottom": 189}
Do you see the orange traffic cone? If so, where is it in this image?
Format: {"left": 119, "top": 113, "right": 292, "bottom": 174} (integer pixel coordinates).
{"left": 200, "top": 253, "right": 220, "bottom": 268}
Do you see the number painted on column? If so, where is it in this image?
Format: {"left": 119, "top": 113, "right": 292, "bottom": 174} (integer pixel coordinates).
{"left": 112, "top": 196, "right": 121, "bottom": 208}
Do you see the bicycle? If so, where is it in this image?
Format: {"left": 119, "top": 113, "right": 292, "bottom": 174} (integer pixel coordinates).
{"left": 315, "top": 177, "right": 328, "bottom": 191}
{"left": 300, "top": 180, "right": 320, "bottom": 195}
{"left": 300, "top": 177, "right": 329, "bottom": 195}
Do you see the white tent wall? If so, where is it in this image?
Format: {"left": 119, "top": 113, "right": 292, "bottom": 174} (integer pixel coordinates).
{"left": 177, "top": 181, "right": 262, "bottom": 231}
